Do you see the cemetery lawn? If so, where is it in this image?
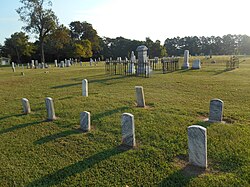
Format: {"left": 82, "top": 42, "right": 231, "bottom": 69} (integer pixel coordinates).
{"left": 0, "top": 57, "right": 250, "bottom": 187}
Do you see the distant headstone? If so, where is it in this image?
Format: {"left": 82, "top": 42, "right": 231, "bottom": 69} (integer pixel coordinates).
{"left": 21, "top": 98, "right": 31, "bottom": 114}
{"left": 188, "top": 125, "right": 207, "bottom": 168}
{"left": 182, "top": 50, "right": 189, "bottom": 69}
{"left": 31, "top": 60, "right": 35, "bottom": 69}
{"left": 54, "top": 60, "right": 58, "bottom": 67}
{"left": 27, "top": 63, "right": 30, "bottom": 69}
{"left": 121, "top": 113, "right": 136, "bottom": 147}
{"left": 45, "top": 97, "right": 56, "bottom": 121}
{"left": 131, "top": 51, "right": 136, "bottom": 63}
{"left": 192, "top": 59, "right": 201, "bottom": 69}
{"left": 11, "top": 62, "right": 15, "bottom": 72}
{"left": 80, "top": 61, "right": 83, "bottom": 66}
{"left": 90, "top": 58, "right": 93, "bottom": 66}
{"left": 80, "top": 111, "right": 91, "bottom": 131}
{"left": 209, "top": 99, "right": 224, "bottom": 122}
{"left": 154, "top": 57, "right": 159, "bottom": 64}
{"left": 22, "top": 64, "right": 24, "bottom": 69}
{"left": 60, "top": 61, "right": 64, "bottom": 68}
{"left": 135, "top": 86, "right": 145, "bottom": 107}
{"left": 35, "top": 60, "right": 39, "bottom": 68}
{"left": 67, "top": 60, "right": 71, "bottom": 67}
{"left": 42, "top": 62, "right": 45, "bottom": 69}
{"left": 82, "top": 79, "right": 88, "bottom": 96}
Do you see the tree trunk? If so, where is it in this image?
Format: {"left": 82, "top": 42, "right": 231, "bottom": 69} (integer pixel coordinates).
{"left": 15, "top": 47, "right": 21, "bottom": 64}
{"left": 40, "top": 38, "right": 45, "bottom": 63}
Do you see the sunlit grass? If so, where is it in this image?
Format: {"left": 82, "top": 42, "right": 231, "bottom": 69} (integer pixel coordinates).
{"left": 0, "top": 57, "right": 249, "bottom": 186}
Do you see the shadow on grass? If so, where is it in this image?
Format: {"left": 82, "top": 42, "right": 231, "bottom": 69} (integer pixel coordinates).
{"left": 92, "top": 106, "right": 130, "bottom": 121}
{"left": 51, "top": 82, "right": 81, "bottom": 89}
{"left": 58, "top": 96, "right": 73, "bottom": 101}
{"left": 159, "top": 155, "right": 206, "bottom": 187}
{"left": 193, "top": 121, "right": 212, "bottom": 128}
{"left": 70, "top": 74, "right": 105, "bottom": 81}
{"left": 34, "top": 129, "right": 82, "bottom": 145}
{"left": 51, "top": 75, "right": 127, "bottom": 89}
{"left": 0, "top": 120, "right": 44, "bottom": 135}
{"left": 158, "top": 165, "right": 206, "bottom": 187}
{"left": 213, "top": 68, "right": 234, "bottom": 75}
{"left": 0, "top": 114, "right": 24, "bottom": 121}
{"left": 176, "top": 69, "right": 190, "bottom": 73}
{"left": 27, "top": 146, "right": 128, "bottom": 187}
{"left": 88, "top": 75, "right": 128, "bottom": 85}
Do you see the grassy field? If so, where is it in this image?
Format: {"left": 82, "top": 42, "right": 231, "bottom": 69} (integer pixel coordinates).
{"left": 0, "top": 56, "right": 249, "bottom": 186}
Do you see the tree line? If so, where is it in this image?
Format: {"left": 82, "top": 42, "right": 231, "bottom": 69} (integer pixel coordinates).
{"left": 0, "top": 0, "right": 250, "bottom": 64}
{"left": 164, "top": 35, "right": 250, "bottom": 56}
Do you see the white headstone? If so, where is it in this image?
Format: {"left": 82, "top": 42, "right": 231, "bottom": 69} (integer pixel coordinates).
{"left": 45, "top": 97, "right": 56, "bottom": 121}
{"left": 131, "top": 51, "right": 136, "bottom": 63}
{"left": 192, "top": 59, "right": 201, "bottom": 69}
{"left": 188, "top": 125, "right": 207, "bottom": 168}
{"left": 80, "top": 111, "right": 91, "bottom": 131}
{"left": 135, "top": 86, "right": 145, "bottom": 107}
{"left": 82, "top": 79, "right": 88, "bottom": 96}
{"left": 31, "top": 60, "right": 35, "bottom": 68}
{"left": 12, "top": 62, "right": 16, "bottom": 72}
{"left": 54, "top": 60, "right": 58, "bottom": 67}
{"left": 22, "top": 98, "right": 31, "bottom": 114}
{"left": 121, "top": 113, "right": 136, "bottom": 147}
{"left": 90, "top": 58, "right": 93, "bottom": 66}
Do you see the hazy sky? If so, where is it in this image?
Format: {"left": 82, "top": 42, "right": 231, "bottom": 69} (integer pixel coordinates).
{"left": 0, "top": 0, "right": 250, "bottom": 45}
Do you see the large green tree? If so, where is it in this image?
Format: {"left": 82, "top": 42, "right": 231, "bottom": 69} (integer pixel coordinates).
{"left": 69, "top": 21, "right": 100, "bottom": 57}
{"left": 2, "top": 32, "right": 34, "bottom": 63}
{"left": 45, "top": 25, "right": 71, "bottom": 61}
{"left": 16, "top": 0, "right": 58, "bottom": 63}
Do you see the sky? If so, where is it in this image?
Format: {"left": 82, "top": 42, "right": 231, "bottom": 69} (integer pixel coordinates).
{"left": 0, "top": 0, "right": 250, "bottom": 45}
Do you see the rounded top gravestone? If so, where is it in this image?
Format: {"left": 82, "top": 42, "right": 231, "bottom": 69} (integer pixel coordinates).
{"left": 136, "top": 45, "right": 148, "bottom": 52}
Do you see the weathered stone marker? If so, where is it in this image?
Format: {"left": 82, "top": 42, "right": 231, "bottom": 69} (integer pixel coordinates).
{"left": 192, "top": 59, "right": 201, "bottom": 69}
{"left": 121, "top": 113, "right": 136, "bottom": 147}
{"left": 21, "top": 98, "right": 31, "bottom": 114}
{"left": 54, "top": 60, "right": 58, "bottom": 67}
{"left": 45, "top": 97, "right": 56, "bottom": 121}
{"left": 135, "top": 86, "right": 145, "bottom": 107}
{"left": 209, "top": 99, "right": 224, "bottom": 122}
{"left": 182, "top": 50, "right": 189, "bottom": 69}
{"left": 80, "top": 111, "right": 91, "bottom": 132}
{"left": 82, "top": 79, "right": 88, "bottom": 96}
{"left": 12, "top": 62, "right": 15, "bottom": 72}
{"left": 136, "top": 45, "right": 151, "bottom": 76}
{"left": 188, "top": 125, "right": 207, "bottom": 168}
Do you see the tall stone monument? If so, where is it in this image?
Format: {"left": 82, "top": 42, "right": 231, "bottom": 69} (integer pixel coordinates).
{"left": 182, "top": 50, "right": 189, "bottom": 69}
{"left": 136, "top": 45, "right": 151, "bottom": 76}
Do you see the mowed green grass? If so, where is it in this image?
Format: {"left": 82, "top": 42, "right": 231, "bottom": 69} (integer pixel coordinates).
{"left": 0, "top": 57, "right": 249, "bottom": 187}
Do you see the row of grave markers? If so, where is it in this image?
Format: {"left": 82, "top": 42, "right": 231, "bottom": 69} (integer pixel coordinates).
{"left": 10, "top": 58, "right": 102, "bottom": 72}
{"left": 21, "top": 81, "right": 224, "bottom": 169}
